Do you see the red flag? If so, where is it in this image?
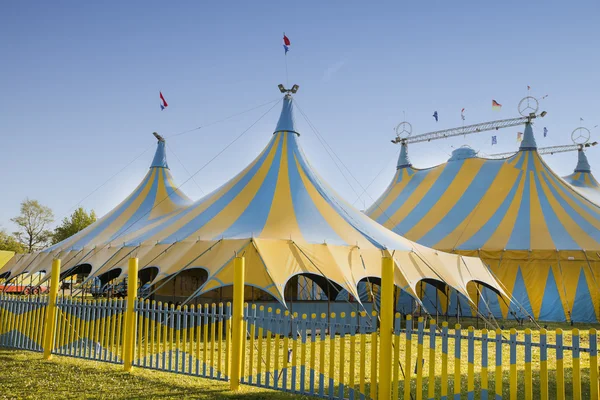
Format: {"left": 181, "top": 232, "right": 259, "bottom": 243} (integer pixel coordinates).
{"left": 160, "top": 92, "right": 168, "bottom": 108}
{"left": 283, "top": 34, "right": 291, "bottom": 46}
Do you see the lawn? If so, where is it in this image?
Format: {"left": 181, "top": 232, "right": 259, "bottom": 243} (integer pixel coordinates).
{"left": 239, "top": 324, "right": 596, "bottom": 399}
{"left": 0, "top": 350, "right": 314, "bottom": 400}
{"left": 2, "top": 313, "right": 597, "bottom": 399}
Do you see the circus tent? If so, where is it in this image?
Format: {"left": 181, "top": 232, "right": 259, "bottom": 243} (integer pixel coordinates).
{"left": 367, "top": 123, "right": 600, "bottom": 322}
{"left": 562, "top": 149, "right": 600, "bottom": 205}
{"left": 1, "top": 92, "right": 505, "bottom": 308}
{"left": 0, "top": 137, "right": 192, "bottom": 282}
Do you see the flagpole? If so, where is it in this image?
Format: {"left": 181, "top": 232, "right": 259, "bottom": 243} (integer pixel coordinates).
{"left": 285, "top": 54, "right": 289, "bottom": 87}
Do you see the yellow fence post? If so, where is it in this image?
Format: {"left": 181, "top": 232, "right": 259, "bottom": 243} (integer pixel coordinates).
{"left": 556, "top": 328, "right": 565, "bottom": 400}
{"left": 230, "top": 255, "right": 245, "bottom": 391}
{"left": 123, "top": 257, "right": 138, "bottom": 371}
{"left": 540, "top": 328, "right": 548, "bottom": 400}
{"left": 572, "top": 328, "right": 580, "bottom": 400}
{"left": 589, "top": 329, "right": 598, "bottom": 400}
{"left": 441, "top": 321, "right": 448, "bottom": 399}
{"left": 42, "top": 259, "right": 60, "bottom": 360}
{"left": 404, "top": 315, "right": 413, "bottom": 400}
{"left": 524, "top": 328, "right": 532, "bottom": 400}
{"left": 454, "top": 324, "right": 461, "bottom": 399}
{"left": 379, "top": 256, "right": 394, "bottom": 400}
{"left": 509, "top": 328, "right": 517, "bottom": 400}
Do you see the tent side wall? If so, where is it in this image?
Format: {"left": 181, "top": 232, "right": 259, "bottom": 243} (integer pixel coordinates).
{"left": 432, "top": 249, "right": 600, "bottom": 323}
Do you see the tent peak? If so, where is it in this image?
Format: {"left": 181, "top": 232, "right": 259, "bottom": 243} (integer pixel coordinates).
{"left": 150, "top": 134, "right": 169, "bottom": 169}
{"left": 397, "top": 142, "right": 412, "bottom": 169}
{"left": 575, "top": 149, "right": 591, "bottom": 173}
{"left": 519, "top": 122, "right": 537, "bottom": 151}
{"left": 274, "top": 89, "right": 300, "bottom": 136}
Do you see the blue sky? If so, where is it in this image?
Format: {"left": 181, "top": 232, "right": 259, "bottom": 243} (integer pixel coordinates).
{"left": 1, "top": 1, "right": 598, "bottom": 230}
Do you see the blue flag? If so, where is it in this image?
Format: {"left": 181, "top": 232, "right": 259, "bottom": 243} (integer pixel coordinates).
{"left": 433, "top": 111, "right": 438, "bottom": 122}
{"left": 283, "top": 34, "right": 290, "bottom": 54}
{"left": 544, "top": 127, "right": 548, "bottom": 137}
{"left": 492, "top": 136, "right": 497, "bottom": 145}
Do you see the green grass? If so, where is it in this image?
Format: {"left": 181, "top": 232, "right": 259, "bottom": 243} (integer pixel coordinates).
{"left": 0, "top": 350, "right": 315, "bottom": 400}
{"left": 3, "top": 316, "right": 598, "bottom": 399}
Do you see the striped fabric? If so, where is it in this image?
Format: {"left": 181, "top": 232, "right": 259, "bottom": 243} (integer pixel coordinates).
{"left": 1, "top": 95, "right": 504, "bottom": 307}
{"left": 367, "top": 124, "right": 600, "bottom": 322}
{"left": 562, "top": 150, "right": 600, "bottom": 205}
{"left": 0, "top": 140, "right": 192, "bottom": 280}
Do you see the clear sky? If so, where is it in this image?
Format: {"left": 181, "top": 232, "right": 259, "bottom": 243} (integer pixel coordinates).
{"left": 1, "top": 1, "right": 598, "bottom": 231}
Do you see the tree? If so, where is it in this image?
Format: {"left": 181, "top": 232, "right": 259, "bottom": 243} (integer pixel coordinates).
{"left": 52, "top": 207, "right": 97, "bottom": 245}
{"left": 11, "top": 199, "right": 54, "bottom": 253}
{"left": 0, "top": 229, "right": 25, "bottom": 253}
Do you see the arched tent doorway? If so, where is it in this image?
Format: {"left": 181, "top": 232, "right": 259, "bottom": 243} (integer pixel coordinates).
{"left": 58, "top": 263, "right": 92, "bottom": 296}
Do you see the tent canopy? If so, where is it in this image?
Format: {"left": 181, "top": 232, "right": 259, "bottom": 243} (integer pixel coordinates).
{"left": 367, "top": 123, "right": 600, "bottom": 252}
{"left": 562, "top": 149, "right": 600, "bottom": 205}
{"left": 1, "top": 93, "right": 505, "bottom": 307}
{"left": 0, "top": 139, "right": 192, "bottom": 279}
{"left": 366, "top": 123, "right": 600, "bottom": 322}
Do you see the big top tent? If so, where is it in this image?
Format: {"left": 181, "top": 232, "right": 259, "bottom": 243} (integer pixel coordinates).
{"left": 0, "top": 137, "right": 192, "bottom": 283}
{"left": 367, "top": 123, "right": 600, "bottom": 322}
{"left": 1, "top": 89, "right": 505, "bottom": 310}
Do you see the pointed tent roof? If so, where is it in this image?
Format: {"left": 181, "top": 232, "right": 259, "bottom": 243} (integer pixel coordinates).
{"left": 2, "top": 93, "right": 504, "bottom": 307}
{"left": 519, "top": 122, "right": 537, "bottom": 150}
{"left": 397, "top": 142, "right": 412, "bottom": 169}
{"left": 563, "top": 149, "right": 600, "bottom": 204}
{"left": 107, "top": 93, "right": 503, "bottom": 304}
{"left": 3, "top": 93, "right": 504, "bottom": 307}
{"left": 0, "top": 137, "right": 192, "bottom": 279}
{"left": 367, "top": 122, "right": 600, "bottom": 252}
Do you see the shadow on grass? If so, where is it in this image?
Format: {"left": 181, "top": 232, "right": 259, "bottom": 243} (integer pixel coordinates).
{"left": 0, "top": 350, "right": 315, "bottom": 400}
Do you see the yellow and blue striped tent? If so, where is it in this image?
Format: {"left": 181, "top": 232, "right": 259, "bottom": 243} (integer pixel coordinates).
{"left": 367, "top": 124, "right": 600, "bottom": 322}
{"left": 0, "top": 139, "right": 192, "bottom": 280}
{"left": 563, "top": 149, "right": 600, "bottom": 205}
{"left": 1, "top": 94, "right": 504, "bottom": 307}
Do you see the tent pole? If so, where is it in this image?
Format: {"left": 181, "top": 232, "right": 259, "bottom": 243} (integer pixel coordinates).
{"left": 420, "top": 283, "right": 424, "bottom": 318}
{"left": 476, "top": 284, "right": 480, "bottom": 329}
{"left": 456, "top": 291, "right": 461, "bottom": 325}
{"left": 435, "top": 288, "right": 439, "bottom": 321}
{"left": 446, "top": 287, "right": 449, "bottom": 322}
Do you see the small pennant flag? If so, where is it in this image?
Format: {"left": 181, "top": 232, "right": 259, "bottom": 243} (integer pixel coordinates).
{"left": 517, "top": 132, "right": 523, "bottom": 142}
{"left": 492, "top": 136, "right": 497, "bottom": 145}
{"left": 580, "top": 117, "right": 584, "bottom": 122}
{"left": 283, "top": 34, "right": 290, "bottom": 54}
{"left": 159, "top": 92, "right": 168, "bottom": 111}
{"left": 527, "top": 85, "right": 531, "bottom": 91}
{"left": 433, "top": 111, "right": 438, "bottom": 122}
{"left": 544, "top": 127, "right": 548, "bottom": 137}
{"left": 461, "top": 108, "right": 465, "bottom": 121}
{"left": 492, "top": 100, "right": 502, "bottom": 111}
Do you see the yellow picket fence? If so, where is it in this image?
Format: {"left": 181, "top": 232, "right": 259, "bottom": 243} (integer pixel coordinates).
{"left": 0, "top": 256, "right": 598, "bottom": 400}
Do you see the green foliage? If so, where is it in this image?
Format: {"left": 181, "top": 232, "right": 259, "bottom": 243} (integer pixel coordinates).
{"left": 11, "top": 198, "right": 54, "bottom": 253}
{"left": 52, "top": 207, "right": 97, "bottom": 245}
{"left": 0, "top": 229, "right": 25, "bottom": 253}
